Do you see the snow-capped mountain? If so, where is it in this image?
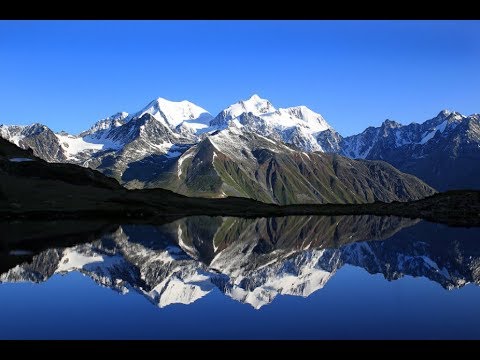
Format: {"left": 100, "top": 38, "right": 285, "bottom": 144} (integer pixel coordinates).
{"left": 210, "top": 94, "right": 332, "bottom": 151}
{"left": 135, "top": 97, "right": 214, "bottom": 135}
{"left": 2, "top": 215, "right": 479, "bottom": 309}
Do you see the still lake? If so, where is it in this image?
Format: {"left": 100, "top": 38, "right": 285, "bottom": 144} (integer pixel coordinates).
{"left": 1, "top": 215, "right": 479, "bottom": 339}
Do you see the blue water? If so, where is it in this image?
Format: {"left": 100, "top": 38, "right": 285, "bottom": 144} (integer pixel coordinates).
{"left": 0, "top": 215, "right": 479, "bottom": 339}
{"left": 0, "top": 266, "right": 479, "bottom": 339}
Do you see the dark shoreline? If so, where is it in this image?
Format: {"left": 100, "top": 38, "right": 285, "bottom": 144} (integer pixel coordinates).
{"left": 2, "top": 190, "right": 479, "bottom": 227}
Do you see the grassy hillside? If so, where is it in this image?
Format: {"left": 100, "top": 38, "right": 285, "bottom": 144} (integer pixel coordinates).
{"left": 148, "top": 130, "right": 436, "bottom": 205}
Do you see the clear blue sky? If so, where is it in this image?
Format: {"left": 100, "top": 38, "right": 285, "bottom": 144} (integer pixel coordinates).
{"left": 0, "top": 20, "right": 479, "bottom": 136}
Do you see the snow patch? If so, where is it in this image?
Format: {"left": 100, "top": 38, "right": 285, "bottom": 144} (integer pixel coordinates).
{"left": 56, "top": 250, "right": 104, "bottom": 273}
{"left": 8, "top": 135, "right": 25, "bottom": 146}
{"left": 436, "top": 120, "right": 448, "bottom": 133}
{"left": 418, "top": 120, "right": 449, "bottom": 145}
{"left": 419, "top": 131, "right": 436, "bottom": 145}
{"left": 154, "top": 276, "right": 213, "bottom": 308}
{"left": 56, "top": 133, "right": 105, "bottom": 159}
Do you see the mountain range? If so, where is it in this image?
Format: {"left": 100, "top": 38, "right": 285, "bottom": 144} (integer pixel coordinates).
{"left": 2, "top": 94, "right": 478, "bottom": 202}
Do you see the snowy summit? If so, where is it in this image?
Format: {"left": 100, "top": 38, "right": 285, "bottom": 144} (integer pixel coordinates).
{"left": 136, "top": 97, "right": 213, "bottom": 133}
{"left": 210, "top": 94, "right": 333, "bottom": 152}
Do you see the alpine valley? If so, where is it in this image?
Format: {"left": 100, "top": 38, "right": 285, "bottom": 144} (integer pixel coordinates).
{"left": 2, "top": 94, "right": 477, "bottom": 204}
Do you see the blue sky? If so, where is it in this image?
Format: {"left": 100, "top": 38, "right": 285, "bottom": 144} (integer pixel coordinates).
{"left": 0, "top": 20, "right": 479, "bottom": 136}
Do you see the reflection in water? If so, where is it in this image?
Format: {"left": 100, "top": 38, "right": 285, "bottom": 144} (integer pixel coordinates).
{"left": 1, "top": 215, "right": 480, "bottom": 309}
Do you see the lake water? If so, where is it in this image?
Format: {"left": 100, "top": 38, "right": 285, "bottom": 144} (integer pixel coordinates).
{"left": 1, "top": 215, "right": 480, "bottom": 339}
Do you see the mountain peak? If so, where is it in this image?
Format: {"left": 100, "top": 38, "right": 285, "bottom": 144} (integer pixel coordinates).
{"left": 434, "top": 109, "right": 465, "bottom": 124}
{"left": 211, "top": 95, "right": 276, "bottom": 127}
{"left": 282, "top": 106, "right": 331, "bottom": 132}
{"left": 438, "top": 109, "right": 453, "bottom": 117}
{"left": 151, "top": 97, "right": 193, "bottom": 107}
{"left": 248, "top": 94, "right": 262, "bottom": 101}
{"left": 382, "top": 119, "right": 402, "bottom": 129}
{"left": 144, "top": 97, "right": 197, "bottom": 112}
{"left": 108, "top": 111, "right": 129, "bottom": 120}
{"left": 137, "top": 97, "right": 212, "bottom": 128}
{"left": 80, "top": 112, "right": 129, "bottom": 137}
{"left": 238, "top": 94, "right": 275, "bottom": 115}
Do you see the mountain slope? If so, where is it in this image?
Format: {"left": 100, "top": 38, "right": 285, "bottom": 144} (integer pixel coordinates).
{"left": 146, "top": 125, "right": 435, "bottom": 204}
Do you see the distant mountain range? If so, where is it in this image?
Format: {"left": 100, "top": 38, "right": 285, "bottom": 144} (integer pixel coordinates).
{"left": 335, "top": 110, "right": 480, "bottom": 191}
{"left": 2, "top": 94, "right": 477, "bottom": 202}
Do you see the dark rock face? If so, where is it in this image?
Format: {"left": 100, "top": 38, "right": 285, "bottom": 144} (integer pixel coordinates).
{"left": 337, "top": 111, "right": 480, "bottom": 191}
{"left": 0, "top": 124, "right": 66, "bottom": 162}
{"left": 316, "top": 129, "right": 343, "bottom": 153}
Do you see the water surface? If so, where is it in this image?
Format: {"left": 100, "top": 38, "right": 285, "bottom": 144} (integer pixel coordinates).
{"left": 1, "top": 215, "right": 479, "bottom": 339}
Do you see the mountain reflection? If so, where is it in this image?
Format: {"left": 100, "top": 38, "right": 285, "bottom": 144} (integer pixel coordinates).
{"left": 1, "top": 215, "right": 479, "bottom": 309}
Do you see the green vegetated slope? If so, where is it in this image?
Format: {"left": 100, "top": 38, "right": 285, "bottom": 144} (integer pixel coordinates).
{"left": 150, "top": 128, "right": 435, "bottom": 205}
